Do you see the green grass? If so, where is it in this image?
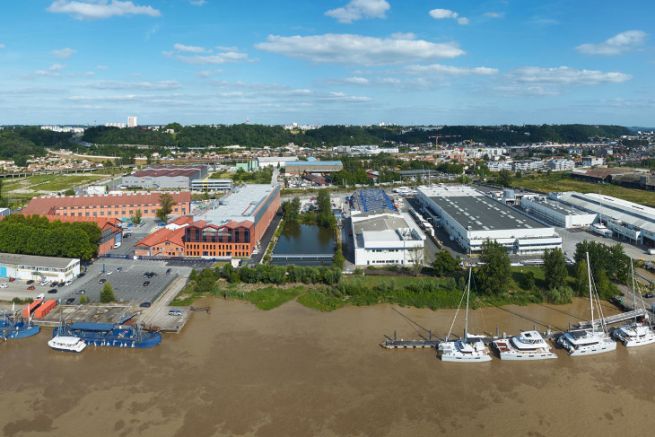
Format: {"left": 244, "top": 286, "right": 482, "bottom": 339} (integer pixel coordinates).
{"left": 226, "top": 286, "right": 305, "bottom": 310}
{"left": 4, "top": 174, "right": 106, "bottom": 193}
{"left": 511, "top": 173, "right": 655, "bottom": 207}
{"left": 297, "top": 289, "right": 346, "bottom": 312}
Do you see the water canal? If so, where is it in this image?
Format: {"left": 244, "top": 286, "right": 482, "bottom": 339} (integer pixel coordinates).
{"left": 270, "top": 224, "right": 336, "bottom": 266}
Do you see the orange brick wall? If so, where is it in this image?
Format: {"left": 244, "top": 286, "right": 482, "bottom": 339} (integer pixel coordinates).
{"left": 53, "top": 200, "right": 191, "bottom": 220}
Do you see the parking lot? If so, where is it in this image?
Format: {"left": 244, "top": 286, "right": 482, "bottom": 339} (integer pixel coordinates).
{"left": 557, "top": 227, "right": 655, "bottom": 262}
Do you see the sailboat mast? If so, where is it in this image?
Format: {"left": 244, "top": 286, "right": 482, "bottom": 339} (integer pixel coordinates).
{"left": 631, "top": 258, "right": 637, "bottom": 322}
{"left": 586, "top": 252, "right": 595, "bottom": 332}
{"left": 464, "top": 266, "right": 472, "bottom": 338}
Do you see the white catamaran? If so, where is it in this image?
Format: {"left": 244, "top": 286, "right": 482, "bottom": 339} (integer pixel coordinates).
{"left": 493, "top": 330, "right": 557, "bottom": 361}
{"left": 612, "top": 259, "right": 655, "bottom": 348}
{"left": 557, "top": 252, "right": 616, "bottom": 356}
{"left": 438, "top": 267, "right": 492, "bottom": 363}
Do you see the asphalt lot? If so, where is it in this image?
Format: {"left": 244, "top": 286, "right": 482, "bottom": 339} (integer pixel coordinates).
{"left": 557, "top": 227, "right": 655, "bottom": 261}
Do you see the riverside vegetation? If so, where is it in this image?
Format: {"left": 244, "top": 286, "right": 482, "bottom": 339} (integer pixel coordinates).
{"left": 172, "top": 240, "right": 634, "bottom": 311}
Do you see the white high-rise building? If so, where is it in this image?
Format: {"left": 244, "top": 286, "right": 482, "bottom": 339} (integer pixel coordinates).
{"left": 127, "top": 116, "right": 138, "bottom": 128}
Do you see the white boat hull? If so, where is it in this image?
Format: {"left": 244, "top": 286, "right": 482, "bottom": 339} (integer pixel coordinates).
{"left": 440, "top": 354, "right": 492, "bottom": 363}
{"left": 498, "top": 350, "right": 557, "bottom": 361}
{"left": 613, "top": 332, "right": 655, "bottom": 348}
{"left": 48, "top": 336, "right": 87, "bottom": 353}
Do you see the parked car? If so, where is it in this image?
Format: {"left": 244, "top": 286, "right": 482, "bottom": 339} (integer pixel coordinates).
{"left": 116, "top": 267, "right": 122, "bottom": 272}
{"left": 98, "top": 278, "right": 107, "bottom": 284}
{"left": 27, "top": 285, "right": 35, "bottom": 291}
{"left": 58, "top": 281, "right": 65, "bottom": 287}
{"left": 78, "top": 272, "right": 86, "bottom": 278}
{"left": 168, "top": 309, "right": 183, "bottom": 317}
{"left": 76, "top": 289, "right": 86, "bottom": 295}
{"left": 143, "top": 281, "right": 150, "bottom": 287}
{"left": 26, "top": 280, "right": 34, "bottom": 285}
{"left": 0, "top": 283, "right": 7, "bottom": 289}
{"left": 8, "top": 277, "right": 15, "bottom": 282}
{"left": 65, "top": 297, "right": 75, "bottom": 304}
{"left": 644, "top": 293, "right": 655, "bottom": 299}
{"left": 139, "top": 302, "right": 151, "bottom": 308}
{"left": 47, "top": 288, "right": 58, "bottom": 294}
{"left": 166, "top": 268, "right": 172, "bottom": 275}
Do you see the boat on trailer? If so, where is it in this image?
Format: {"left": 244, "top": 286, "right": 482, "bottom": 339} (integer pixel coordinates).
{"left": 493, "top": 330, "right": 557, "bottom": 361}
{"left": 438, "top": 267, "right": 492, "bottom": 363}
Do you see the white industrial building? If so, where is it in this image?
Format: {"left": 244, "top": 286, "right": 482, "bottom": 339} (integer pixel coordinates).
{"left": 191, "top": 178, "right": 233, "bottom": 192}
{"left": 349, "top": 189, "right": 425, "bottom": 266}
{"left": 127, "top": 116, "right": 138, "bottom": 128}
{"left": 256, "top": 156, "right": 299, "bottom": 168}
{"left": 416, "top": 185, "right": 562, "bottom": 254}
{"left": 520, "top": 195, "right": 596, "bottom": 228}
{"left": 552, "top": 192, "right": 655, "bottom": 245}
{"left": 581, "top": 157, "right": 604, "bottom": 167}
{"left": 546, "top": 159, "right": 575, "bottom": 171}
{"left": 0, "top": 253, "right": 80, "bottom": 282}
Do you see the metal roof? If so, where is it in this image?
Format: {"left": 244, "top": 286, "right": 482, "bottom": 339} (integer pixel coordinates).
{"left": 0, "top": 253, "right": 78, "bottom": 269}
{"left": 351, "top": 189, "right": 397, "bottom": 214}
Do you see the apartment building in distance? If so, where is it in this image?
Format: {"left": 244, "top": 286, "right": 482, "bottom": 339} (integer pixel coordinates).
{"left": 23, "top": 192, "right": 191, "bottom": 221}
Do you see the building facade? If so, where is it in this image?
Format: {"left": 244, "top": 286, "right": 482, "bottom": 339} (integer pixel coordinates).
{"left": 520, "top": 195, "right": 596, "bottom": 228}
{"left": 417, "top": 185, "right": 562, "bottom": 254}
{"left": 23, "top": 192, "right": 191, "bottom": 221}
{"left": 0, "top": 253, "right": 80, "bottom": 282}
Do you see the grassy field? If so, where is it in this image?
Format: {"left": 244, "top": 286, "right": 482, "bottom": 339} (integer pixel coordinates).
{"left": 511, "top": 173, "right": 655, "bottom": 207}
{"left": 3, "top": 174, "right": 107, "bottom": 197}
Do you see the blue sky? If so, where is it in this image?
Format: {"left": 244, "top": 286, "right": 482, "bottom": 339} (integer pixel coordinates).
{"left": 0, "top": 0, "right": 653, "bottom": 126}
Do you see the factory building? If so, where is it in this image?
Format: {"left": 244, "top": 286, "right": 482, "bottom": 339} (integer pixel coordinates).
{"left": 23, "top": 192, "right": 191, "bottom": 221}
{"left": 520, "top": 195, "right": 597, "bottom": 228}
{"left": 191, "top": 178, "right": 233, "bottom": 192}
{"left": 552, "top": 192, "right": 655, "bottom": 246}
{"left": 135, "top": 184, "right": 281, "bottom": 259}
{"left": 0, "top": 253, "right": 80, "bottom": 282}
{"left": 256, "top": 156, "right": 299, "bottom": 168}
{"left": 122, "top": 166, "right": 208, "bottom": 190}
{"left": 416, "top": 185, "right": 562, "bottom": 254}
{"left": 284, "top": 159, "right": 344, "bottom": 175}
{"left": 350, "top": 189, "right": 425, "bottom": 266}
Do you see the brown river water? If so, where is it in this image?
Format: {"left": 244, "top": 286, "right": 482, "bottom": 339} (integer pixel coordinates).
{"left": 1, "top": 297, "right": 654, "bottom": 437}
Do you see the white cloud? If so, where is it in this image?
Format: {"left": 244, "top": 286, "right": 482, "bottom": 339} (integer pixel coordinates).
{"left": 513, "top": 66, "right": 631, "bottom": 85}
{"left": 407, "top": 64, "right": 498, "bottom": 75}
{"left": 189, "top": 0, "right": 206, "bottom": 5}
{"left": 173, "top": 43, "right": 207, "bottom": 53}
{"left": 343, "top": 76, "right": 370, "bottom": 85}
{"left": 483, "top": 12, "right": 504, "bottom": 19}
{"left": 47, "top": 1, "right": 161, "bottom": 20}
{"left": 35, "top": 64, "right": 65, "bottom": 77}
{"left": 52, "top": 47, "right": 76, "bottom": 59}
{"left": 255, "top": 33, "right": 464, "bottom": 65}
{"left": 326, "top": 0, "right": 390, "bottom": 23}
{"left": 0, "top": 43, "right": 5, "bottom": 49}
{"left": 88, "top": 80, "right": 181, "bottom": 90}
{"left": 429, "top": 8, "right": 469, "bottom": 25}
{"left": 165, "top": 44, "right": 248, "bottom": 64}
{"left": 576, "top": 30, "right": 647, "bottom": 55}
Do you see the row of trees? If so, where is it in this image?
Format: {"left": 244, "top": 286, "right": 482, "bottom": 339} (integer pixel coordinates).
{"left": 0, "top": 215, "right": 100, "bottom": 260}
{"left": 80, "top": 124, "right": 632, "bottom": 149}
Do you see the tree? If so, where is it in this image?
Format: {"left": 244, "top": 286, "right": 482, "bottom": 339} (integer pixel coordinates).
{"left": 156, "top": 193, "right": 176, "bottom": 223}
{"left": 132, "top": 208, "right": 142, "bottom": 225}
{"left": 497, "top": 169, "right": 512, "bottom": 187}
{"left": 79, "top": 295, "right": 89, "bottom": 304}
{"left": 100, "top": 282, "right": 115, "bottom": 303}
{"left": 316, "top": 190, "right": 336, "bottom": 229}
{"left": 432, "top": 251, "right": 461, "bottom": 277}
{"left": 282, "top": 197, "right": 301, "bottom": 225}
{"left": 575, "top": 259, "right": 589, "bottom": 296}
{"left": 477, "top": 240, "right": 511, "bottom": 295}
{"left": 543, "top": 248, "right": 567, "bottom": 290}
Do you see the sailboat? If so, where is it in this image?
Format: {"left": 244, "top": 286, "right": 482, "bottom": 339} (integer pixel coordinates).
{"left": 612, "top": 259, "right": 655, "bottom": 347}
{"left": 557, "top": 252, "right": 616, "bottom": 356}
{"left": 438, "top": 267, "right": 492, "bottom": 362}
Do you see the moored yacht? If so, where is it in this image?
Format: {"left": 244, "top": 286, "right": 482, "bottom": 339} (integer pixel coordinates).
{"left": 438, "top": 267, "right": 492, "bottom": 363}
{"left": 493, "top": 330, "right": 557, "bottom": 360}
{"left": 557, "top": 252, "right": 616, "bottom": 357}
{"left": 612, "top": 259, "right": 655, "bottom": 348}
{"left": 48, "top": 335, "right": 87, "bottom": 353}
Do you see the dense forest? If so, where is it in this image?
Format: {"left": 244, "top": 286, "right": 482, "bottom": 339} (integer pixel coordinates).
{"left": 0, "top": 127, "right": 74, "bottom": 166}
{"left": 0, "top": 215, "right": 100, "bottom": 260}
{"left": 80, "top": 124, "right": 632, "bottom": 148}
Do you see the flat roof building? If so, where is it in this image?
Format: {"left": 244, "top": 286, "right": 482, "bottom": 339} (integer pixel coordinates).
{"left": 0, "top": 253, "right": 80, "bottom": 282}
{"left": 284, "top": 160, "right": 343, "bottom": 175}
{"left": 520, "top": 195, "right": 597, "bottom": 228}
{"left": 552, "top": 192, "right": 655, "bottom": 245}
{"left": 256, "top": 156, "right": 299, "bottom": 168}
{"left": 191, "top": 178, "right": 233, "bottom": 192}
{"left": 416, "top": 185, "right": 562, "bottom": 254}
{"left": 350, "top": 189, "right": 425, "bottom": 266}
{"left": 122, "top": 166, "right": 208, "bottom": 190}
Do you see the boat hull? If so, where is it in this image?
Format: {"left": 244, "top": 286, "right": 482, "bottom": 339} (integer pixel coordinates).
{"left": 498, "top": 350, "right": 557, "bottom": 361}
{"left": 1, "top": 324, "right": 40, "bottom": 340}
{"left": 440, "top": 354, "right": 492, "bottom": 363}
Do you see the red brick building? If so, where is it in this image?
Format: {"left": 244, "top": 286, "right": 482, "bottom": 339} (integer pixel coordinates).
{"left": 23, "top": 192, "right": 191, "bottom": 221}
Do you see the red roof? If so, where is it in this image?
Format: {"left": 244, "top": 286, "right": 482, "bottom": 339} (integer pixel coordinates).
{"left": 136, "top": 226, "right": 185, "bottom": 248}
{"left": 23, "top": 192, "right": 191, "bottom": 216}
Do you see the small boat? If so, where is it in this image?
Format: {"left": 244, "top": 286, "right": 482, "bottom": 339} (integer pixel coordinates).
{"left": 52, "top": 322, "right": 161, "bottom": 349}
{"left": 0, "top": 314, "right": 41, "bottom": 340}
{"left": 612, "top": 258, "right": 655, "bottom": 348}
{"left": 493, "top": 330, "right": 557, "bottom": 361}
{"left": 557, "top": 252, "right": 616, "bottom": 356}
{"left": 438, "top": 267, "right": 492, "bottom": 363}
{"left": 48, "top": 335, "right": 86, "bottom": 353}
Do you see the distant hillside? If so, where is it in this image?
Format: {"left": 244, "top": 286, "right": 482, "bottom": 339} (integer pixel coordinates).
{"left": 0, "top": 127, "right": 74, "bottom": 166}
{"left": 81, "top": 123, "right": 632, "bottom": 148}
